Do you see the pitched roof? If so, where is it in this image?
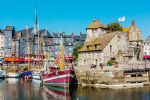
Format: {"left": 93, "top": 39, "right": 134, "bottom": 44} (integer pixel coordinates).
{"left": 87, "top": 19, "right": 104, "bottom": 29}
{"left": 39, "top": 29, "right": 51, "bottom": 36}
{"left": 0, "top": 30, "right": 3, "bottom": 34}
{"left": 128, "top": 20, "right": 140, "bottom": 32}
{"left": 79, "top": 32, "right": 118, "bottom": 52}
{"left": 18, "top": 28, "right": 34, "bottom": 39}
{"left": 5, "top": 26, "right": 14, "bottom": 31}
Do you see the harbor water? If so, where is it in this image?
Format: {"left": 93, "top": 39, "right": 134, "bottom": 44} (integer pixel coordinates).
{"left": 0, "top": 78, "right": 150, "bottom": 100}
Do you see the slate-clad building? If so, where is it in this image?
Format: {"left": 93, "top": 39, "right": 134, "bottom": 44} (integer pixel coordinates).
{"left": 3, "top": 26, "right": 15, "bottom": 57}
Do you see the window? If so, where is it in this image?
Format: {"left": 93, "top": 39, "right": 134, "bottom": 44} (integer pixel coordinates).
{"left": 69, "top": 42, "right": 71, "bottom": 45}
{"left": 55, "top": 40, "right": 58, "bottom": 44}
{"left": 110, "top": 45, "right": 112, "bottom": 52}
{"left": 94, "top": 45, "right": 97, "bottom": 49}
{"left": 69, "top": 48, "right": 72, "bottom": 51}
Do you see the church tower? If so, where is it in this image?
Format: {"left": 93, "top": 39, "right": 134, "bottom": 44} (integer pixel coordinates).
{"left": 34, "top": 10, "right": 38, "bottom": 35}
{"left": 127, "top": 20, "right": 143, "bottom": 61}
{"left": 128, "top": 20, "right": 142, "bottom": 47}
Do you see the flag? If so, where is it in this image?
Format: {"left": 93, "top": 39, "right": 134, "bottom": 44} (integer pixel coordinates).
{"left": 55, "top": 53, "right": 60, "bottom": 65}
{"left": 58, "top": 36, "right": 65, "bottom": 71}
{"left": 118, "top": 16, "right": 125, "bottom": 22}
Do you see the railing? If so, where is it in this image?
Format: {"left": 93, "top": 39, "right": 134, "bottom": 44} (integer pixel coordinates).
{"left": 121, "top": 63, "right": 150, "bottom": 73}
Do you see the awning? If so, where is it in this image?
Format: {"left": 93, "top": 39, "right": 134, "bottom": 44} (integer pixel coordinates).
{"left": 16, "top": 58, "right": 26, "bottom": 62}
{"left": 4, "top": 57, "right": 16, "bottom": 62}
{"left": 144, "top": 56, "right": 150, "bottom": 59}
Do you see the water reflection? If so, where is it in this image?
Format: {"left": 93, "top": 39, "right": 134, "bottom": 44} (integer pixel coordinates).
{"left": 76, "top": 87, "right": 150, "bottom": 100}
{"left": 42, "top": 85, "right": 76, "bottom": 100}
{"left": 0, "top": 78, "right": 150, "bottom": 100}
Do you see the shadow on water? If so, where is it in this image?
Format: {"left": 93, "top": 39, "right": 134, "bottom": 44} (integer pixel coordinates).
{"left": 76, "top": 86, "right": 150, "bottom": 100}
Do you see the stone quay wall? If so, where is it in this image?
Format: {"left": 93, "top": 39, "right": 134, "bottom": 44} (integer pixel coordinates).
{"left": 75, "top": 66, "right": 150, "bottom": 88}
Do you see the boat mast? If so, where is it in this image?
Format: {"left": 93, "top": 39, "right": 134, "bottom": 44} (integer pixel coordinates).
{"left": 37, "top": 25, "right": 40, "bottom": 70}
{"left": 13, "top": 38, "right": 16, "bottom": 67}
{"left": 26, "top": 26, "right": 30, "bottom": 70}
{"left": 41, "top": 33, "right": 45, "bottom": 69}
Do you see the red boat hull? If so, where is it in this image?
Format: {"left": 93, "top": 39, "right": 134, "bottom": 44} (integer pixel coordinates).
{"left": 41, "top": 69, "right": 76, "bottom": 88}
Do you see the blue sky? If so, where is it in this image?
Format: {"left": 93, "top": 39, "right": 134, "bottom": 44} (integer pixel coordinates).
{"left": 0, "top": 0, "right": 150, "bottom": 39}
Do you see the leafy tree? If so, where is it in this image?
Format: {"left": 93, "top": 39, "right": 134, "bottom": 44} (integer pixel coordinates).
{"left": 72, "top": 44, "right": 83, "bottom": 61}
{"left": 107, "top": 22, "right": 123, "bottom": 32}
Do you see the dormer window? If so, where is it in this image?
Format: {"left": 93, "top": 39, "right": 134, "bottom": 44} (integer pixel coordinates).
{"left": 95, "top": 45, "right": 97, "bottom": 49}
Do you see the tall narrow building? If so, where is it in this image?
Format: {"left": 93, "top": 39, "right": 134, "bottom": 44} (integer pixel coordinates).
{"left": 128, "top": 20, "right": 142, "bottom": 46}
{"left": 127, "top": 20, "right": 143, "bottom": 61}
{"left": 85, "top": 19, "right": 107, "bottom": 44}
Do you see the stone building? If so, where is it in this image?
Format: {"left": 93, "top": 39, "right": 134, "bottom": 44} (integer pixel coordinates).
{"left": 78, "top": 19, "right": 143, "bottom": 67}
{"left": 78, "top": 31, "right": 129, "bottom": 67}
{"left": 85, "top": 19, "right": 107, "bottom": 43}
{"left": 127, "top": 20, "right": 143, "bottom": 61}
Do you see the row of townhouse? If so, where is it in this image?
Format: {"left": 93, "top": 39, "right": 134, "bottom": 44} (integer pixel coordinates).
{"left": 0, "top": 26, "right": 86, "bottom": 59}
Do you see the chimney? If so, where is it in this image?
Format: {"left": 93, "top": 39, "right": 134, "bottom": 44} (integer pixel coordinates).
{"left": 132, "top": 20, "right": 136, "bottom": 26}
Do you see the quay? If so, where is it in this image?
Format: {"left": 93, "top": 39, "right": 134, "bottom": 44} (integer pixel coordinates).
{"left": 75, "top": 62, "right": 150, "bottom": 89}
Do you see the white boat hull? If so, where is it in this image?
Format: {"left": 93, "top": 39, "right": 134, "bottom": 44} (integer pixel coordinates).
{"left": 7, "top": 72, "right": 21, "bottom": 78}
{"left": 33, "top": 75, "right": 41, "bottom": 80}
{"left": 32, "top": 71, "right": 41, "bottom": 80}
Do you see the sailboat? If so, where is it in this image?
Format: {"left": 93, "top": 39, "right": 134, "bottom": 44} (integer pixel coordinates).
{"left": 41, "top": 36, "right": 77, "bottom": 89}
{"left": 21, "top": 26, "right": 32, "bottom": 80}
{"left": 32, "top": 25, "right": 42, "bottom": 80}
{"left": 6, "top": 40, "right": 21, "bottom": 78}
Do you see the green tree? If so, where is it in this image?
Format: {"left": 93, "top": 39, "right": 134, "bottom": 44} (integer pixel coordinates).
{"left": 107, "top": 22, "right": 123, "bottom": 32}
{"left": 72, "top": 44, "right": 83, "bottom": 61}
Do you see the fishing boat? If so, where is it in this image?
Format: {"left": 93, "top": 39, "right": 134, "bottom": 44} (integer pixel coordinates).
{"left": 32, "top": 70, "right": 41, "bottom": 80}
{"left": 21, "top": 69, "right": 32, "bottom": 80}
{"left": 41, "top": 36, "right": 77, "bottom": 89}
{"left": 32, "top": 19, "right": 41, "bottom": 80}
{"left": 6, "top": 67, "right": 21, "bottom": 78}
{"left": 7, "top": 72, "right": 21, "bottom": 78}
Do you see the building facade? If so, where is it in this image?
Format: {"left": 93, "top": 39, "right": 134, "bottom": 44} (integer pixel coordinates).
{"left": 0, "top": 30, "right": 5, "bottom": 57}
{"left": 85, "top": 19, "right": 107, "bottom": 44}
{"left": 78, "top": 31, "right": 129, "bottom": 67}
{"left": 143, "top": 36, "right": 150, "bottom": 60}
{"left": 3, "top": 26, "right": 15, "bottom": 57}
{"left": 78, "top": 19, "right": 144, "bottom": 67}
